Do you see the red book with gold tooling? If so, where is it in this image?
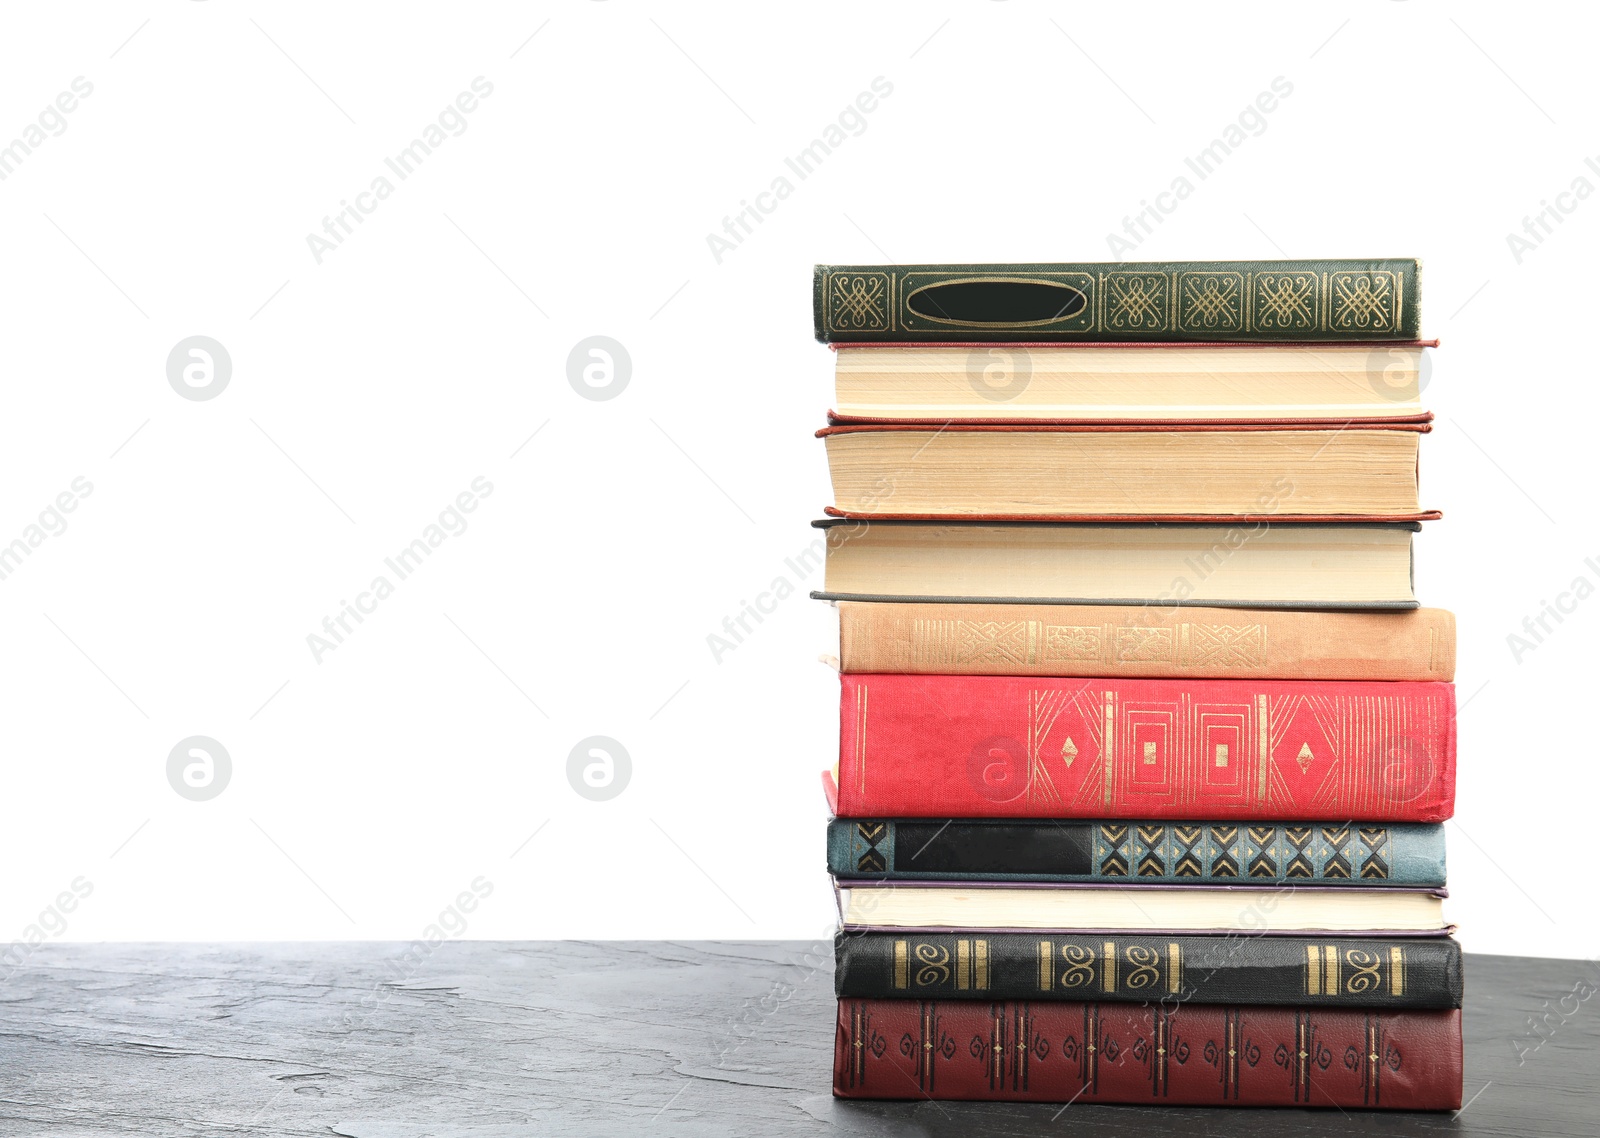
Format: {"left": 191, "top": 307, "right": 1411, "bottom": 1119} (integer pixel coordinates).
{"left": 831, "top": 674, "right": 1455, "bottom": 822}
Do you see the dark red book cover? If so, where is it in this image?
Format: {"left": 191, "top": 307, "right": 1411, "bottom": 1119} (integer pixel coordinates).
{"left": 837, "top": 675, "right": 1455, "bottom": 822}
{"left": 833, "top": 998, "right": 1463, "bottom": 1109}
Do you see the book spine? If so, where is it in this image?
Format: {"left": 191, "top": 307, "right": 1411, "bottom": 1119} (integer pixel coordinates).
{"left": 837, "top": 602, "right": 1456, "bottom": 681}
{"left": 814, "top": 260, "right": 1421, "bottom": 343}
{"left": 836, "top": 674, "right": 1456, "bottom": 822}
{"left": 833, "top": 999, "right": 1463, "bottom": 1108}
{"left": 833, "top": 932, "right": 1463, "bottom": 1009}
{"left": 826, "top": 819, "right": 1448, "bottom": 887}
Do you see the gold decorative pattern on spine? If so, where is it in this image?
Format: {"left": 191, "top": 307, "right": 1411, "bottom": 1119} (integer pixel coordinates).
{"left": 1038, "top": 940, "right": 1053, "bottom": 991}
{"left": 1225, "top": 1011, "right": 1238, "bottom": 1097}
{"left": 1324, "top": 944, "right": 1340, "bottom": 995}
{"left": 1102, "top": 692, "right": 1116, "bottom": 806}
{"left": 852, "top": 1001, "right": 864, "bottom": 1082}
{"left": 913, "top": 943, "right": 950, "bottom": 986}
{"left": 1366, "top": 1018, "right": 1380, "bottom": 1103}
{"left": 975, "top": 939, "right": 989, "bottom": 990}
{"left": 1177, "top": 271, "right": 1245, "bottom": 333}
{"left": 1345, "top": 948, "right": 1381, "bottom": 994}
{"left": 893, "top": 939, "right": 907, "bottom": 990}
{"left": 1307, "top": 945, "right": 1322, "bottom": 995}
{"left": 1168, "top": 943, "right": 1182, "bottom": 994}
{"left": 1391, "top": 946, "right": 1405, "bottom": 996}
{"left": 1103, "top": 940, "right": 1117, "bottom": 993}
{"left": 827, "top": 272, "right": 890, "bottom": 332}
{"left": 956, "top": 939, "right": 970, "bottom": 991}
{"left": 1256, "top": 694, "right": 1270, "bottom": 802}
{"left": 855, "top": 684, "right": 868, "bottom": 794}
{"left": 1297, "top": 1014, "right": 1310, "bottom": 1099}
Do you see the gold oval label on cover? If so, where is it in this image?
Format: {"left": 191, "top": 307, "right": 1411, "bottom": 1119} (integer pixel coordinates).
{"left": 906, "top": 277, "right": 1089, "bottom": 328}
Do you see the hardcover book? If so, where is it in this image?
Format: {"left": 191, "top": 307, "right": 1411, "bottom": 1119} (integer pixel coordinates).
{"left": 831, "top": 674, "right": 1456, "bottom": 822}
{"left": 821, "top": 422, "right": 1434, "bottom": 520}
{"left": 834, "top": 930, "right": 1463, "bottom": 1008}
{"left": 826, "top": 818, "right": 1448, "bottom": 886}
{"left": 814, "top": 259, "right": 1422, "bottom": 343}
{"left": 829, "top": 341, "right": 1432, "bottom": 422}
{"left": 833, "top": 999, "right": 1464, "bottom": 1109}
{"left": 814, "top": 519, "right": 1422, "bottom": 609}
{"left": 835, "top": 602, "right": 1457, "bottom": 680}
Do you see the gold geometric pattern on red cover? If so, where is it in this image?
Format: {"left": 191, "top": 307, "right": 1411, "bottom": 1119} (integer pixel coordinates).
{"left": 1019, "top": 686, "right": 1446, "bottom": 817}
{"left": 1060, "top": 736, "right": 1079, "bottom": 767}
{"left": 854, "top": 683, "right": 869, "bottom": 795}
{"left": 1267, "top": 693, "right": 1344, "bottom": 803}
{"left": 1024, "top": 688, "right": 1082, "bottom": 811}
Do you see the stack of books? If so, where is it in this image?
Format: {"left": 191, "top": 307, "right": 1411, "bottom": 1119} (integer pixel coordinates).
{"left": 811, "top": 260, "right": 1463, "bottom": 1111}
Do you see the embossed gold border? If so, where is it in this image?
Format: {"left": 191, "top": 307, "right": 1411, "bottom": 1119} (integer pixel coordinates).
{"left": 898, "top": 271, "right": 1096, "bottom": 331}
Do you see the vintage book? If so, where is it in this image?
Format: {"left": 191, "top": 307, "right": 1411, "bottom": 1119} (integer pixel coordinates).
{"left": 814, "top": 259, "right": 1422, "bottom": 344}
{"left": 821, "top": 422, "right": 1435, "bottom": 520}
{"left": 836, "top": 882, "right": 1449, "bottom": 934}
{"left": 813, "top": 519, "right": 1420, "bottom": 609}
{"left": 827, "top": 819, "right": 1448, "bottom": 886}
{"left": 830, "top": 342, "right": 1432, "bottom": 422}
{"left": 834, "top": 931, "right": 1463, "bottom": 1009}
{"left": 835, "top": 602, "right": 1457, "bottom": 680}
{"left": 833, "top": 999, "right": 1463, "bottom": 1109}
{"left": 831, "top": 674, "right": 1455, "bottom": 822}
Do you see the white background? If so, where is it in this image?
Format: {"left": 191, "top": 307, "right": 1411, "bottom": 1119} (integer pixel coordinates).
{"left": 0, "top": 1, "right": 1594, "bottom": 961}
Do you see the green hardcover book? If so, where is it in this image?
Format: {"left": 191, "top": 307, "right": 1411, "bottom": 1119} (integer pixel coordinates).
{"left": 813, "top": 259, "right": 1421, "bottom": 343}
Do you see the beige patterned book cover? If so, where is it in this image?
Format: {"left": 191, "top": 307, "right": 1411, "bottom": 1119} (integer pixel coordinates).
{"left": 838, "top": 602, "right": 1454, "bottom": 681}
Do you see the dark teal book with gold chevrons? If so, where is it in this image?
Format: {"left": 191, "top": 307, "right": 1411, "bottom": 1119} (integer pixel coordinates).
{"left": 813, "top": 259, "right": 1421, "bottom": 342}
{"left": 827, "top": 819, "right": 1446, "bottom": 887}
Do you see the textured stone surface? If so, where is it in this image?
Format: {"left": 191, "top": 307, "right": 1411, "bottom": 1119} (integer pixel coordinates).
{"left": 0, "top": 942, "right": 1592, "bottom": 1135}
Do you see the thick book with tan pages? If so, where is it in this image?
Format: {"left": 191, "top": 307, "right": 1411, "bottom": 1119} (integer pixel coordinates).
{"left": 821, "top": 422, "right": 1433, "bottom": 520}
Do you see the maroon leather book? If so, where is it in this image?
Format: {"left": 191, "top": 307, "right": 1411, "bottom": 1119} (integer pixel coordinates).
{"left": 833, "top": 998, "right": 1463, "bottom": 1109}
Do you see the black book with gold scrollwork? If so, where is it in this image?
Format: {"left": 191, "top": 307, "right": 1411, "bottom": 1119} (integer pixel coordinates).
{"left": 834, "top": 930, "right": 1462, "bottom": 1009}
{"left": 814, "top": 259, "right": 1421, "bottom": 343}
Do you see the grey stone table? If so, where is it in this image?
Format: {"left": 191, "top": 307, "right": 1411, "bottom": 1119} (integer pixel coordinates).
{"left": 0, "top": 942, "right": 1593, "bottom": 1135}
